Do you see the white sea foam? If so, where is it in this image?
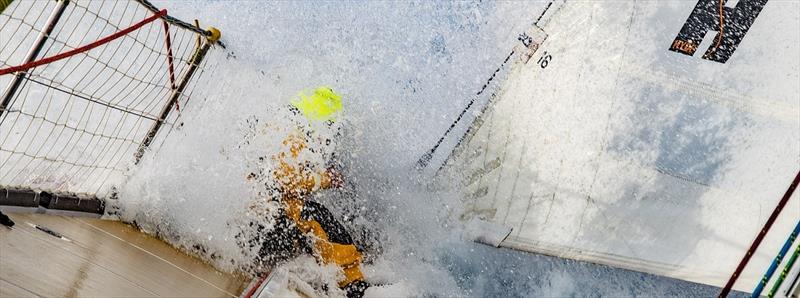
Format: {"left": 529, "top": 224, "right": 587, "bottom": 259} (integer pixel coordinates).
{"left": 117, "top": 1, "right": 541, "bottom": 296}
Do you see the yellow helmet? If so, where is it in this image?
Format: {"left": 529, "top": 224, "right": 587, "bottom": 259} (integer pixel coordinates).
{"left": 291, "top": 86, "right": 343, "bottom": 122}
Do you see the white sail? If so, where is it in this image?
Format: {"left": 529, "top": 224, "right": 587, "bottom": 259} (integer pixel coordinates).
{"left": 443, "top": 0, "right": 800, "bottom": 292}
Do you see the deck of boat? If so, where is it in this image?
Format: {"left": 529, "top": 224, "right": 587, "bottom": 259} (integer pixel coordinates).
{"left": 0, "top": 212, "right": 247, "bottom": 297}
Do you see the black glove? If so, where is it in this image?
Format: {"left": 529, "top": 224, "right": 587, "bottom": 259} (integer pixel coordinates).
{"left": 343, "top": 280, "right": 369, "bottom": 298}
{"left": 0, "top": 210, "right": 14, "bottom": 228}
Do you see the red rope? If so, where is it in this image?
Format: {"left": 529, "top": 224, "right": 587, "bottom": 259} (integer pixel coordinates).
{"left": 242, "top": 276, "right": 267, "bottom": 298}
{"left": 718, "top": 170, "right": 800, "bottom": 297}
{"left": 161, "top": 20, "right": 179, "bottom": 111}
{"left": 0, "top": 9, "right": 168, "bottom": 76}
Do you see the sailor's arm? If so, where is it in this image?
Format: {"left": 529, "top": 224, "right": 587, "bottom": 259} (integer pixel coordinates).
{"left": 317, "top": 167, "right": 343, "bottom": 189}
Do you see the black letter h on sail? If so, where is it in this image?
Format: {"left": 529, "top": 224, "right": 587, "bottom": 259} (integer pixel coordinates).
{"left": 669, "top": 0, "right": 768, "bottom": 63}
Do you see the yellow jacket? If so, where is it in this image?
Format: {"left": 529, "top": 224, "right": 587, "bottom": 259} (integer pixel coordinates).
{"left": 272, "top": 130, "right": 365, "bottom": 287}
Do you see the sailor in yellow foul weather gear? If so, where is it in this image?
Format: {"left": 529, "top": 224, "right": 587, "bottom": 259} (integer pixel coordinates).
{"left": 270, "top": 87, "right": 368, "bottom": 297}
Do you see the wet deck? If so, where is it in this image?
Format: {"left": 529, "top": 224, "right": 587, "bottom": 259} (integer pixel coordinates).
{"left": 0, "top": 212, "right": 247, "bottom": 297}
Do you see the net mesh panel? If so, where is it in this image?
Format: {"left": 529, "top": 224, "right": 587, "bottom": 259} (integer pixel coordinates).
{"left": 0, "top": 0, "right": 211, "bottom": 197}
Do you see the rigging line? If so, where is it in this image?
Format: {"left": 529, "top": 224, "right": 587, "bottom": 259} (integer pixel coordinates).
{"left": 752, "top": 219, "right": 800, "bottom": 297}
{"left": 784, "top": 254, "right": 800, "bottom": 297}
{"left": 24, "top": 77, "right": 159, "bottom": 121}
{"left": 0, "top": 9, "right": 167, "bottom": 76}
{"left": 719, "top": 170, "right": 800, "bottom": 298}
{"left": 134, "top": 0, "right": 210, "bottom": 37}
{"left": 715, "top": 0, "right": 725, "bottom": 51}
{"left": 708, "top": 0, "right": 725, "bottom": 55}
{"left": 162, "top": 20, "right": 179, "bottom": 112}
{"left": 767, "top": 236, "right": 800, "bottom": 296}
{"left": 163, "top": 21, "right": 177, "bottom": 91}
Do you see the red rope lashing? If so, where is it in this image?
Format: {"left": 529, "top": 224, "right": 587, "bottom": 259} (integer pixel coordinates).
{"left": 162, "top": 20, "right": 179, "bottom": 112}
{"left": 242, "top": 276, "right": 267, "bottom": 298}
{"left": 0, "top": 9, "right": 168, "bottom": 76}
